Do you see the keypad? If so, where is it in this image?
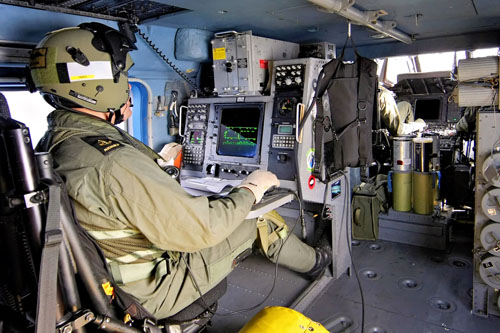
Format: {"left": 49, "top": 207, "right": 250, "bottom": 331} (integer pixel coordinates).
{"left": 183, "top": 104, "right": 209, "bottom": 166}
{"left": 272, "top": 135, "right": 295, "bottom": 149}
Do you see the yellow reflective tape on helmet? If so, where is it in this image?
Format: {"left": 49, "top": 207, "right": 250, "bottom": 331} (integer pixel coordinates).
{"left": 87, "top": 229, "right": 141, "bottom": 240}
{"left": 70, "top": 74, "right": 95, "bottom": 81}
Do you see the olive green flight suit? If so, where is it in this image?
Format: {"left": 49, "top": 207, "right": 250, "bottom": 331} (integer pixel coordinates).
{"left": 379, "top": 87, "right": 418, "bottom": 136}
{"left": 379, "top": 86, "right": 402, "bottom": 136}
{"left": 397, "top": 101, "right": 415, "bottom": 124}
{"left": 37, "top": 110, "right": 315, "bottom": 319}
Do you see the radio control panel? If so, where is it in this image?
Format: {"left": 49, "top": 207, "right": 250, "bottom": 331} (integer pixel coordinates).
{"left": 183, "top": 104, "right": 209, "bottom": 168}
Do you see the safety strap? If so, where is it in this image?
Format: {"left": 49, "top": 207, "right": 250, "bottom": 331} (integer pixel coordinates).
{"left": 109, "top": 257, "right": 170, "bottom": 285}
{"left": 35, "top": 184, "right": 63, "bottom": 333}
{"left": 311, "top": 38, "right": 349, "bottom": 179}
{"left": 87, "top": 227, "right": 179, "bottom": 284}
{"left": 356, "top": 57, "right": 373, "bottom": 166}
{"left": 87, "top": 229, "right": 141, "bottom": 240}
{"left": 312, "top": 62, "right": 343, "bottom": 179}
{"left": 312, "top": 38, "right": 374, "bottom": 179}
{"left": 313, "top": 96, "right": 325, "bottom": 178}
{"left": 256, "top": 214, "right": 288, "bottom": 255}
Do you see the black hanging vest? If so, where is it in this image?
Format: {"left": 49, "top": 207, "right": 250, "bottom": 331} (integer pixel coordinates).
{"left": 309, "top": 41, "right": 378, "bottom": 181}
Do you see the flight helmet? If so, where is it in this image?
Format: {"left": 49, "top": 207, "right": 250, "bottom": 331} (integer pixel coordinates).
{"left": 29, "top": 22, "right": 136, "bottom": 117}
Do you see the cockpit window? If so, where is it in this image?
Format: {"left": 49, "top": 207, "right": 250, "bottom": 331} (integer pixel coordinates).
{"left": 2, "top": 89, "right": 137, "bottom": 146}
{"left": 377, "top": 47, "right": 499, "bottom": 86}
{"left": 2, "top": 91, "right": 53, "bottom": 145}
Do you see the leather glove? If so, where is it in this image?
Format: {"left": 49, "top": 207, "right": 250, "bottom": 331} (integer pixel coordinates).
{"left": 157, "top": 142, "right": 182, "bottom": 168}
{"left": 237, "top": 170, "right": 280, "bottom": 203}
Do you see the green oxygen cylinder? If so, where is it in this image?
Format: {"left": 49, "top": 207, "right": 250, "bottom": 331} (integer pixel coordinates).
{"left": 393, "top": 170, "right": 412, "bottom": 212}
{"left": 412, "top": 171, "right": 434, "bottom": 215}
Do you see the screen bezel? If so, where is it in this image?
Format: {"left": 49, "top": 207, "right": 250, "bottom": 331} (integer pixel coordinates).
{"left": 213, "top": 102, "right": 265, "bottom": 165}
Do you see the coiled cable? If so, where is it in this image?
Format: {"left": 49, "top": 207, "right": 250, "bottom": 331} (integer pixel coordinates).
{"left": 136, "top": 27, "right": 205, "bottom": 97}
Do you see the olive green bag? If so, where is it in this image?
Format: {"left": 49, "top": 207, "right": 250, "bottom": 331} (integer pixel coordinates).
{"left": 352, "top": 175, "right": 388, "bottom": 240}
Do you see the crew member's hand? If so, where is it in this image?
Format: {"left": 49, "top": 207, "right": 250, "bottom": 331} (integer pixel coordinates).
{"left": 237, "top": 170, "right": 280, "bottom": 203}
{"left": 157, "top": 142, "right": 182, "bottom": 168}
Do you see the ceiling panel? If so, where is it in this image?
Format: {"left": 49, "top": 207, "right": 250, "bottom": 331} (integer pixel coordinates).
{"left": 2, "top": 0, "right": 499, "bottom": 57}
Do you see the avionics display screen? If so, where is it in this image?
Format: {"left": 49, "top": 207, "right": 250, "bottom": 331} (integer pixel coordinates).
{"left": 414, "top": 99, "right": 441, "bottom": 121}
{"left": 217, "top": 104, "right": 263, "bottom": 158}
{"left": 189, "top": 130, "right": 204, "bottom": 145}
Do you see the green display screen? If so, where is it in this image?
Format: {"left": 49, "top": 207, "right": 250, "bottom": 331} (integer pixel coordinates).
{"left": 217, "top": 106, "right": 261, "bottom": 158}
{"left": 278, "top": 125, "right": 293, "bottom": 134}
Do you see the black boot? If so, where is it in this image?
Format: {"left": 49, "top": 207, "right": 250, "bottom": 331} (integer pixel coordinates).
{"left": 305, "top": 245, "right": 332, "bottom": 280}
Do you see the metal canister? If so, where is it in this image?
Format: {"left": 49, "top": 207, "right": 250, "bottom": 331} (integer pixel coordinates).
{"left": 392, "top": 170, "right": 412, "bottom": 212}
{"left": 413, "top": 137, "right": 433, "bottom": 172}
{"left": 412, "top": 171, "right": 434, "bottom": 215}
{"left": 422, "top": 133, "right": 441, "bottom": 203}
{"left": 423, "top": 132, "right": 440, "bottom": 171}
{"left": 393, "top": 136, "right": 415, "bottom": 171}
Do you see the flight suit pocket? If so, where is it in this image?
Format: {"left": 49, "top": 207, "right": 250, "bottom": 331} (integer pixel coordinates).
{"left": 206, "top": 238, "right": 254, "bottom": 284}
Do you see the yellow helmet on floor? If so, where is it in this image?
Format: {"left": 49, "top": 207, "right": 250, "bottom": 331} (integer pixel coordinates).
{"left": 239, "top": 306, "right": 329, "bottom": 333}
{"left": 29, "top": 22, "right": 135, "bottom": 113}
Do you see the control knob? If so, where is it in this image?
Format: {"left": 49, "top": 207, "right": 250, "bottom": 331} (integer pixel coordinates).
{"left": 285, "top": 78, "right": 292, "bottom": 86}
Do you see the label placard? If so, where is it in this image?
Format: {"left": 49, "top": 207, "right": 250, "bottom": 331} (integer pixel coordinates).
{"left": 212, "top": 47, "right": 226, "bottom": 60}
{"left": 30, "top": 48, "right": 47, "bottom": 69}
{"left": 67, "top": 61, "right": 113, "bottom": 82}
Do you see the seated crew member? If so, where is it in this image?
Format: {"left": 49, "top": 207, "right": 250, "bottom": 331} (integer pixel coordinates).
{"left": 379, "top": 86, "right": 425, "bottom": 136}
{"left": 30, "top": 23, "right": 331, "bottom": 319}
{"left": 396, "top": 100, "right": 415, "bottom": 124}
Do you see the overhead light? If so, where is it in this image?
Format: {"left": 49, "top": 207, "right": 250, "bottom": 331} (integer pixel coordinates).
{"left": 308, "top": 26, "right": 319, "bottom": 32}
{"left": 218, "top": 10, "right": 228, "bottom": 14}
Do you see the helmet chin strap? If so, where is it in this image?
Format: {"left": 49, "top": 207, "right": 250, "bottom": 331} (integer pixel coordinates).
{"left": 108, "top": 109, "right": 124, "bottom": 125}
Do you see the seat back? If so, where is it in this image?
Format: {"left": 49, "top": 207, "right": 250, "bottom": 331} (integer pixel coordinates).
{"left": 0, "top": 92, "right": 11, "bottom": 119}
{"left": 0, "top": 92, "right": 43, "bottom": 331}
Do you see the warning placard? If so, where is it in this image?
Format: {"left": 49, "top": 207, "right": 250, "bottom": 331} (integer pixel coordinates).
{"left": 212, "top": 47, "right": 226, "bottom": 60}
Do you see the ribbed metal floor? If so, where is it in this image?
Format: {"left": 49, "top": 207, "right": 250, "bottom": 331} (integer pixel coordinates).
{"left": 210, "top": 255, "right": 311, "bottom": 332}
{"left": 209, "top": 232, "right": 500, "bottom": 332}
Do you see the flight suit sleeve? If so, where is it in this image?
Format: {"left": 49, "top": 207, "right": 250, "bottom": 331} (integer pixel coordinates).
{"left": 397, "top": 101, "right": 415, "bottom": 123}
{"left": 379, "top": 88, "right": 402, "bottom": 136}
{"left": 105, "top": 147, "right": 256, "bottom": 253}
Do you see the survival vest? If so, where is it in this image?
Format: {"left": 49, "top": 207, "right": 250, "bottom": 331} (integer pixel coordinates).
{"left": 307, "top": 39, "right": 378, "bottom": 181}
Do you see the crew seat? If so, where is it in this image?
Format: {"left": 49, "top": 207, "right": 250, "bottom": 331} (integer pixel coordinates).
{"left": 0, "top": 92, "right": 225, "bottom": 333}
